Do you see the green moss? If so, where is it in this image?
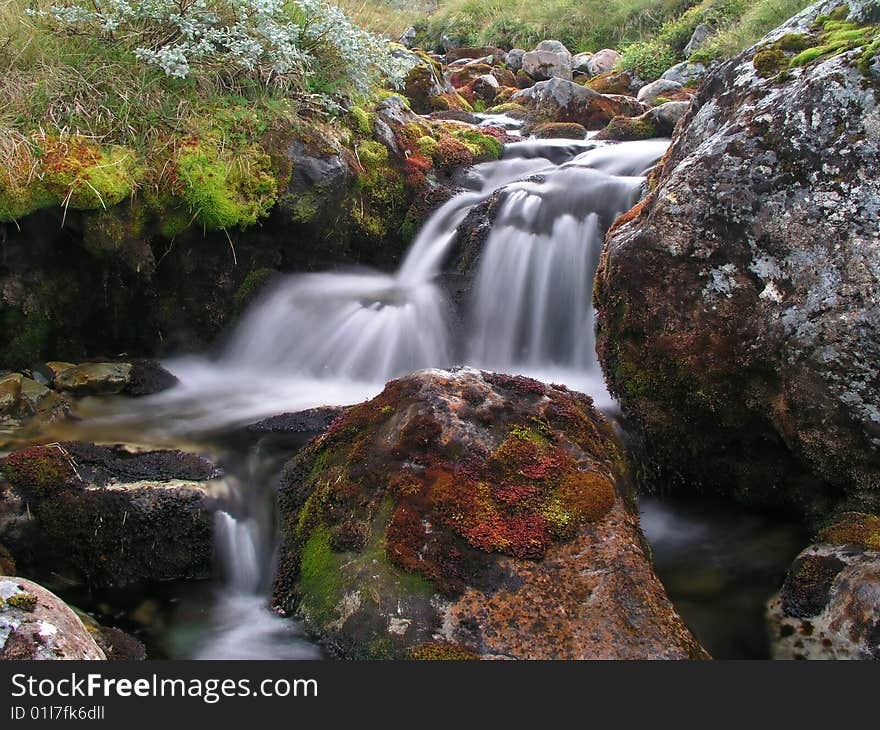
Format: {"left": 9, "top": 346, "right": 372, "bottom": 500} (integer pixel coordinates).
{"left": 0, "top": 175, "right": 54, "bottom": 222}
{"left": 233, "top": 268, "right": 275, "bottom": 314}
{"left": 596, "top": 115, "right": 657, "bottom": 141}
{"left": 417, "top": 135, "right": 439, "bottom": 158}
{"left": 349, "top": 106, "right": 375, "bottom": 136}
{"left": 754, "top": 48, "right": 788, "bottom": 77}
{"left": 788, "top": 18, "right": 879, "bottom": 70}
{"left": 44, "top": 142, "right": 137, "bottom": 210}
{"left": 486, "top": 102, "right": 527, "bottom": 115}
{"left": 298, "top": 524, "right": 344, "bottom": 625}
{"left": 175, "top": 141, "right": 277, "bottom": 230}
{"left": 451, "top": 128, "right": 502, "bottom": 161}
{"left": 6, "top": 592, "right": 37, "bottom": 612}
{"left": 773, "top": 33, "right": 817, "bottom": 52}
{"left": 353, "top": 140, "right": 407, "bottom": 239}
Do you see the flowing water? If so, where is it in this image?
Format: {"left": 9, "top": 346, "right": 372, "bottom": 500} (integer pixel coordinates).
{"left": 46, "top": 131, "right": 804, "bottom": 659}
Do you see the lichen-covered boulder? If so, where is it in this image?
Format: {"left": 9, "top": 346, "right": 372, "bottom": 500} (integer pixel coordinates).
{"left": 272, "top": 368, "right": 707, "bottom": 660}
{"left": 0, "top": 442, "right": 220, "bottom": 587}
{"left": 522, "top": 40, "right": 573, "bottom": 81}
{"left": 767, "top": 513, "right": 880, "bottom": 659}
{"left": 512, "top": 78, "right": 648, "bottom": 130}
{"left": 595, "top": 0, "right": 880, "bottom": 517}
{"left": 1, "top": 577, "right": 105, "bottom": 659}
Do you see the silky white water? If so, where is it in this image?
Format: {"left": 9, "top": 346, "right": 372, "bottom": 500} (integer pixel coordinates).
{"left": 79, "top": 134, "right": 669, "bottom": 659}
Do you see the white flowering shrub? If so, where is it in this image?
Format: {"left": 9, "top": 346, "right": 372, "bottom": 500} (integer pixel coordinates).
{"left": 29, "top": 0, "right": 413, "bottom": 105}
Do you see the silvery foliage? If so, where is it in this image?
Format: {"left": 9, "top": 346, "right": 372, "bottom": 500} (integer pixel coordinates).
{"left": 29, "top": 0, "right": 413, "bottom": 104}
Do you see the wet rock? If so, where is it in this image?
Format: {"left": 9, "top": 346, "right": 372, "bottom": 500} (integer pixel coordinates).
{"left": 595, "top": 0, "right": 880, "bottom": 517}
{"left": 512, "top": 78, "right": 647, "bottom": 130}
{"left": 768, "top": 513, "right": 880, "bottom": 659}
{"left": 0, "top": 577, "right": 106, "bottom": 659}
{"left": 586, "top": 49, "right": 622, "bottom": 76}
{"left": 684, "top": 23, "right": 714, "bottom": 58}
{"left": 73, "top": 608, "right": 147, "bottom": 660}
{"left": 522, "top": 40, "right": 573, "bottom": 81}
{"left": 123, "top": 360, "right": 179, "bottom": 396}
{"left": 637, "top": 78, "right": 684, "bottom": 106}
{"left": 0, "top": 373, "right": 72, "bottom": 441}
{"left": 51, "top": 362, "right": 132, "bottom": 396}
{"left": 505, "top": 48, "right": 526, "bottom": 72}
{"left": 0, "top": 443, "right": 220, "bottom": 587}
{"left": 273, "top": 368, "right": 707, "bottom": 660}
{"left": 246, "top": 406, "right": 346, "bottom": 435}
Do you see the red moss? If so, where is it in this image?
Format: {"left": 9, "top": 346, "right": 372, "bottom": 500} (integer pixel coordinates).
{"left": 291, "top": 371, "right": 624, "bottom": 597}
{"left": 434, "top": 137, "right": 474, "bottom": 170}
{"left": 1, "top": 446, "right": 79, "bottom": 500}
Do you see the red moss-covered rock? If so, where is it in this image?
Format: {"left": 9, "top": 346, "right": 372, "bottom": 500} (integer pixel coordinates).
{"left": 272, "top": 367, "right": 707, "bottom": 660}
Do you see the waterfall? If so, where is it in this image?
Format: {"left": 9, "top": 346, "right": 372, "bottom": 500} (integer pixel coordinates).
{"left": 81, "top": 133, "right": 670, "bottom": 660}
{"left": 93, "top": 136, "right": 667, "bottom": 434}
{"left": 193, "top": 465, "right": 322, "bottom": 660}
{"left": 464, "top": 140, "right": 667, "bottom": 401}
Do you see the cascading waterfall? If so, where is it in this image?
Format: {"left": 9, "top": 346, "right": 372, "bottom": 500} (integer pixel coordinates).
{"left": 86, "top": 131, "right": 669, "bottom": 659}
{"left": 464, "top": 139, "right": 668, "bottom": 402}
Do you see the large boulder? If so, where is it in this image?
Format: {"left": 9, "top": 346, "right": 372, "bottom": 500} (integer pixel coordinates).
{"left": 767, "top": 513, "right": 880, "bottom": 660}
{"left": 586, "top": 49, "right": 622, "bottom": 76}
{"left": 1, "top": 577, "right": 105, "bottom": 659}
{"left": 0, "top": 442, "right": 220, "bottom": 587}
{"left": 512, "top": 78, "right": 647, "bottom": 130}
{"left": 636, "top": 78, "right": 684, "bottom": 106}
{"left": 521, "top": 40, "right": 573, "bottom": 81}
{"left": 595, "top": 0, "right": 880, "bottom": 517}
{"left": 272, "top": 368, "right": 707, "bottom": 660}
{"left": 660, "top": 61, "right": 708, "bottom": 86}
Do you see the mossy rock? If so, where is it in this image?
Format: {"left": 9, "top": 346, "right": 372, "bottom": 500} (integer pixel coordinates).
{"left": 174, "top": 140, "right": 277, "bottom": 230}
{"left": 273, "top": 368, "right": 707, "bottom": 660}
